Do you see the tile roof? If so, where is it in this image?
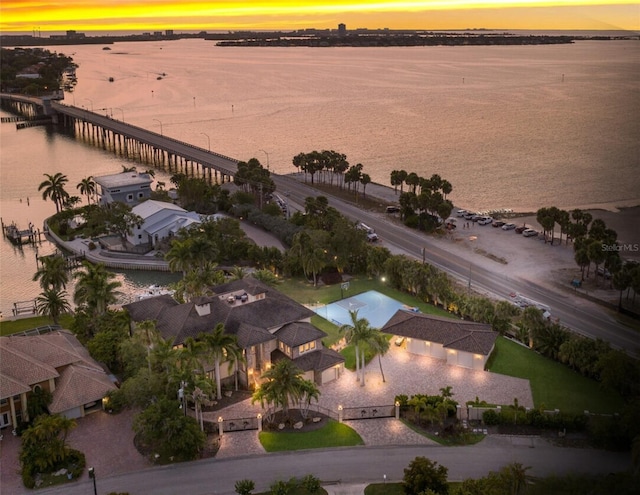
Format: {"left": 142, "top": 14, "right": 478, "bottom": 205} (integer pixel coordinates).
{"left": 381, "top": 310, "right": 497, "bottom": 355}
{"left": 49, "top": 364, "right": 117, "bottom": 414}
{"left": 125, "top": 279, "right": 316, "bottom": 347}
{"left": 0, "top": 331, "right": 117, "bottom": 412}
{"left": 275, "top": 322, "right": 327, "bottom": 347}
{"left": 271, "top": 347, "right": 345, "bottom": 372}
{"left": 236, "top": 323, "right": 276, "bottom": 348}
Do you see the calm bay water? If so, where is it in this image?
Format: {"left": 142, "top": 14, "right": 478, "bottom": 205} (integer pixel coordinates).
{"left": 1, "top": 39, "right": 638, "bottom": 316}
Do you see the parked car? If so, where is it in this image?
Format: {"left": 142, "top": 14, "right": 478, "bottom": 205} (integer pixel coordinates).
{"left": 470, "top": 214, "right": 484, "bottom": 222}
{"left": 515, "top": 225, "right": 527, "bottom": 234}
{"left": 478, "top": 217, "right": 493, "bottom": 225}
{"left": 523, "top": 228, "right": 538, "bottom": 237}
{"left": 463, "top": 212, "right": 476, "bottom": 220}
{"left": 386, "top": 205, "right": 400, "bottom": 214}
{"left": 456, "top": 209, "right": 468, "bottom": 217}
{"left": 596, "top": 267, "right": 612, "bottom": 279}
{"left": 493, "top": 221, "right": 506, "bottom": 228}
{"left": 502, "top": 223, "right": 516, "bottom": 230}
{"left": 366, "top": 232, "right": 379, "bottom": 242}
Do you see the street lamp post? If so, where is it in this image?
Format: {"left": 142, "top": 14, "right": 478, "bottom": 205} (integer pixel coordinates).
{"left": 259, "top": 149, "right": 270, "bottom": 170}
{"left": 88, "top": 467, "right": 97, "bottom": 495}
{"left": 114, "top": 107, "right": 125, "bottom": 121}
{"left": 201, "top": 132, "right": 210, "bottom": 151}
{"left": 152, "top": 118, "right": 163, "bottom": 136}
{"left": 84, "top": 98, "right": 93, "bottom": 111}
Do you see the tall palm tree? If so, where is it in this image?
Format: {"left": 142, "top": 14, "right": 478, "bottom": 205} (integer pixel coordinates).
{"left": 370, "top": 331, "right": 390, "bottom": 383}
{"left": 339, "top": 310, "right": 374, "bottom": 385}
{"left": 38, "top": 172, "right": 70, "bottom": 213}
{"left": 76, "top": 176, "right": 96, "bottom": 205}
{"left": 35, "top": 288, "right": 71, "bottom": 325}
{"left": 134, "top": 320, "right": 160, "bottom": 372}
{"left": 33, "top": 254, "right": 69, "bottom": 291}
{"left": 73, "top": 261, "right": 121, "bottom": 316}
{"left": 199, "top": 324, "right": 243, "bottom": 400}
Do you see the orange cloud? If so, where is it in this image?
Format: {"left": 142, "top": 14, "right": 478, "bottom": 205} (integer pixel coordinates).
{"left": 1, "top": 1, "right": 638, "bottom": 32}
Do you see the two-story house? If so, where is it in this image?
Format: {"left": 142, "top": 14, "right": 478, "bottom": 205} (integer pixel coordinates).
{"left": 124, "top": 278, "right": 345, "bottom": 388}
{"left": 126, "top": 200, "right": 203, "bottom": 248}
{"left": 94, "top": 171, "right": 153, "bottom": 205}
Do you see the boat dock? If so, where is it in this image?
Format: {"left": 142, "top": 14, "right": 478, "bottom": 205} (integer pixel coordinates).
{"left": 1, "top": 218, "right": 43, "bottom": 245}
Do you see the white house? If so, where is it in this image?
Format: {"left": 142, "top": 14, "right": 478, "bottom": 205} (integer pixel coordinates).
{"left": 126, "top": 200, "right": 201, "bottom": 247}
{"left": 382, "top": 310, "right": 498, "bottom": 371}
{"left": 94, "top": 171, "right": 153, "bottom": 205}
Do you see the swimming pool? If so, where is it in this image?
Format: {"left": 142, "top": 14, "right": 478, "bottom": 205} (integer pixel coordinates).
{"left": 315, "top": 290, "right": 411, "bottom": 329}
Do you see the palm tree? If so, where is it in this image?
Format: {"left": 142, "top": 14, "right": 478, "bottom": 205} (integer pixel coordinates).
{"left": 38, "top": 172, "right": 70, "bottom": 213}
{"left": 339, "top": 310, "right": 374, "bottom": 386}
{"left": 73, "top": 261, "right": 121, "bottom": 316}
{"left": 35, "top": 288, "right": 71, "bottom": 325}
{"left": 303, "top": 247, "right": 326, "bottom": 287}
{"left": 76, "top": 176, "right": 96, "bottom": 205}
{"left": 134, "top": 320, "right": 160, "bottom": 372}
{"left": 370, "top": 331, "right": 390, "bottom": 383}
{"left": 251, "top": 359, "right": 309, "bottom": 421}
{"left": 165, "top": 238, "right": 193, "bottom": 276}
{"left": 33, "top": 254, "right": 69, "bottom": 291}
{"left": 297, "top": 380, "right": 320, "bottom": 420}
{"left": 199, "top": 324, "right": 243, "bottom": 400}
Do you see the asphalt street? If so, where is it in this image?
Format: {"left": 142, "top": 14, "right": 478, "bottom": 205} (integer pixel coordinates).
{"left": 271, "top": 174, "right": 638, "bottom": 354}
{"left": 36, "top": 442, "right": 629, "bottom": 495}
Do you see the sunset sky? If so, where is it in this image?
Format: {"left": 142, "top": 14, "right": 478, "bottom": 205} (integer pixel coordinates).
{"left": 1, "top": 1, "right": 638, "bottom": 33}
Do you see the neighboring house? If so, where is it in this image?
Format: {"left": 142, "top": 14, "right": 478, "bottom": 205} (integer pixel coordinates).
{"left": 381, "top": 310, "right": 498, "bottom": 371}
{"left": 126, "top": 200, "right": 202, "bottom": 247}
{"left": 0, "top": 330, "right": 118, "bottom": 428}
{"left": 94, "top": 171, "right": 153, "bottom": 205}
{"left": 124, "top": 278, "right": 345, "bottom": 388}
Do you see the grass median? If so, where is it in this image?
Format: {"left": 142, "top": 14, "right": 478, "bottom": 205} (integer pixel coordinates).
{"left": 258, "top": 420, "right": 364, "bottom": 452}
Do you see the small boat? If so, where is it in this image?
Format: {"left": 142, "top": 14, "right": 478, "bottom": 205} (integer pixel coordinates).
{"left": 108, "top": 77, "right": 114, "bottom": 82}
{"left": 134, "top": 285, "right": 174, "bottom": 301}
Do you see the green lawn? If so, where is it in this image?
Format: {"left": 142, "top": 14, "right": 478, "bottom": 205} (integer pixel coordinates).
{"left": 0, "top": 314, "right": 74, "bottom": 336}
{"left": 258, "top": 420, "right": 364, "bottom": 452}
{"left": 486, "top": 336, "right": 625, "bottom": 414}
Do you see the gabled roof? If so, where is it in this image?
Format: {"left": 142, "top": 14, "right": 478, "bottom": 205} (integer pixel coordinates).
{"left": 275, "top": 322, "right": 327, "bottom": 347}
{"left": 131, "top": 200, "right": 186, "bottom": 219}
{"left": 381, "top": 310, "right": 497, "bottom": 356}
{"left": 271, "top": 347, "right": 345, "bottom": 373}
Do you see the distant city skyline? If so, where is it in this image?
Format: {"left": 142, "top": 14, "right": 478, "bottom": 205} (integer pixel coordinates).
{"left": 1, "top": 1, "right": 638, "bottom": 34}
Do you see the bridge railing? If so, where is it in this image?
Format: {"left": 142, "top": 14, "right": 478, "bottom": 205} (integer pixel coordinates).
{"left": 52, "top": 102, "right": 240, "bottom": 167}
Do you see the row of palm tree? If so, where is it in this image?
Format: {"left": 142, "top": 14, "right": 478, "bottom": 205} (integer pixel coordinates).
{"left": 38, "top": 172, "right": 100, "bottom": 212}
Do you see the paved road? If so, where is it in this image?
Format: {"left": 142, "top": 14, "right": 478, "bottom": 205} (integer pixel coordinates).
{"left": 271, "top": 174, "right": 637, "bottom": 353}
{"left": 37, "top": 441, "right": 628, "bottom": 495}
